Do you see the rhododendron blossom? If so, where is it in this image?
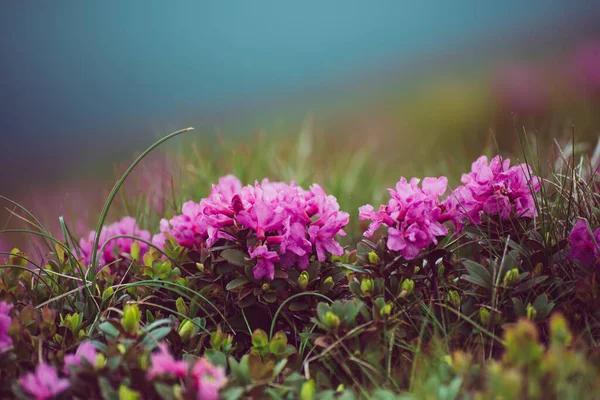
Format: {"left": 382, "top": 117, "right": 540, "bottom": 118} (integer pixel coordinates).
{"left": 79, "top": 216, "right": 151, "bottom": 268}
{"left": 0, "top": 301, "right": 13, "bottom": 352}
{"left": 63, "top": 342, "right": 98, "bottom": 374}
{"left": 359, "top": 177, "right": 452, "bottom": 260}
{"left": 20, "top": 363, "right": 70, "bottom": 400}
{"left": 446, "top": 155, "right": 540, "bottom": 227}
{"left": 154, "top": 175, "right": 349, "bottom": 280}
{"left": 192, "top": 358, "right": 227, "bottom": 400}
{"left": 147, "top": 342, "right": 189, "bottom": 379}
{"left": 569, "top": 219, "right": 600, "bottom": 266}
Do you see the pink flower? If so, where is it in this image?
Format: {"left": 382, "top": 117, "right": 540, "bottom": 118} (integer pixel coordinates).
{"left": 210, "top": 174, "right": 243, "bottom": 203}
{"left": 569, "top": 219, "right": 600, "bottom": 266}
{"left": 153, "top": 201, "right": 206, "bottom": 249}
{"left": 156, "top": 175, "right": 349, "bottom": 280}
{"left": 0, "top": 301, "right": 13, "bottom": 352}
{"left": 63, "top": 342, "right": 97, "bottom": 374}
{"left": 360, "top": 176, "right": 450, "bottom": 260}
{"left": 308, "top": 212, "right": 348, "bottom": 261}
{"left": 447, "top": 155, "right": 540, "bottom": 226}
{"left": 249, "top": 245, "right": 280, "bottom": 280}
{"left": 192, "top": 358, "right": 227, "bottom": 400}
{"left": 79, "top": 217, "right": 151, "bottom": 268}
{"left": 147, "top": 342, "right": 189, "bottom": 379}
{"left": 20, "top": 363, "right": 70, "bottom": 400}
{"left": 236, "top": 181, "right": 287, "bottom": 239}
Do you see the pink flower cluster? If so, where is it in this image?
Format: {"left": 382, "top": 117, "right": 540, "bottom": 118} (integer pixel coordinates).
{"left": 20, "top": 363, "right": 70, "bottom": 400}
{"left": 359, "top": 177, "right": 451, "bottom": 260}
{"left": 79, "top": 216, "right": 151, "bottom": 268}
{"left": 0, "top": 301, "right": 13, "bottom": 352}
{"left": 63, "top": 342, "right": 98, "bottom": 374}
{"left": 446, "top": 155, "right": 540, "bottom": 227}
{"left": 569, "top": 220, "right": 600, "bottom": 266}
{"left": 21, "top": 342, "right": 96, "bottom": 399}
{"left": 360, "top": 155, "right": 540, "bottom": 259}
{"left": 148, "top": 342, "right": 227, "bottom": 400}
{"left": 154, "top": 175, "right": 349, "bottom": 280}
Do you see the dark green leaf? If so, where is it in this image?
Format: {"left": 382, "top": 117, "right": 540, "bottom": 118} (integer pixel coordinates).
{"left": 335, "top": 262, "right": 370, "bottom": 274}
{"left": 221, "top": 249, "right": 248, "bottom": 267}
{"left": 226, "top": 277, "right": 249, "bottom": 291}
{"left": 289, "top": 302, "right": 309, "bottom": 311}
{"left": 98, "top": 321, "right": 120, "bottom": 339}
{"left": 462, "top": 260, "right": 492, "bottom": 289}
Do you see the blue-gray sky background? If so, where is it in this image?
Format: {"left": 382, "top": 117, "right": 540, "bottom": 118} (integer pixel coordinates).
{"left": 1, "top": 1, "right": 600, "bottom": 191}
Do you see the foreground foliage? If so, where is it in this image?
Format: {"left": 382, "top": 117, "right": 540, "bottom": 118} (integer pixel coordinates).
{"left": 2, "top": 128, "right": 600, "bottom": 399}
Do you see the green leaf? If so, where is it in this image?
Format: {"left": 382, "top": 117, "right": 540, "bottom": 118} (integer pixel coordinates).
{"left": 335, "top": 262, "right": 370, "bottom": 274}
{"left": 154, "top": 382, "right": 177, "bottom": 400}
{"left": 238, "top": 294, "right": 257, "bottom": 308}
{"left": 99, "top": 377, "right": 118, "bottom": 400}
{"left": 118, "top": 385, "right": 139, "bottom": 400}
{"left": 272, "top": 358, "right": 288, "bottom": 377}
{"left": 462, "top": 260, "right": 492, "bottom": 289}
{"left": 221, "top": 249, "right": 248, "bottom": 267}
{"left": 98, "top": 321, "right": 120, "bottom": 339}
{"left": 252, "top": 329, "right": 269, "bottom": 348}
{"left": 221, "top": 387, "right": 245, "bottom": 400}
{"left": 176, "top": 297, "right": 189, "bottom": 316}
{"left": 130, "top": 241, "right": 140, "bottom": 263}
{"left": 289, "top": 302, "right": 309, "bottom": 311}
{"left": 141, "top": 327, "right": 172, "bottom": 350}
{"left": 262, "top": 293, "right": 277, "bottom": 303}
{"left": 300, "top": 379, "right": 316, "bottom": 400}
{"left": 513, "top": 276, "right": 548, "bottom": 294}
{"left": 143, "top": 318, "right": 173, "bottom": 333}
{"left": 226, "top": 277, "right": 250, "bottom": 291}
{"left": 204, "top": 349, "right": 227, "bottom": 368}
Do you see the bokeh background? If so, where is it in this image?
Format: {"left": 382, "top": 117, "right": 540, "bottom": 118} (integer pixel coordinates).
{"left": 1, "top": 1, "right": 600, "bottom": 251}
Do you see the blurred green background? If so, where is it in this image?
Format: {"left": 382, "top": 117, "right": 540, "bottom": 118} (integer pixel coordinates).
{"left": 1, "top": 1, "right": 600, "bottom": 249}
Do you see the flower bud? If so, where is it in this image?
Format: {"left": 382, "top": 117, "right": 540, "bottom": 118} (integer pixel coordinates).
{"left": 320, "top": 276, "right": 334, "bottom": 293}
{"left": 122, "top": 304, "right": 141, "bottom": 335}
{"left": 298, "top": 271, "right": 310, "bottom": 291}
{"left": 380, "top": 302, "right": 393, "bottom": 317}
{"left": 53, "top": 334, "right": 63, "bottom": 345}
{"left": 447, "top": 290, "right": 460, "bottom": 309}
{"left": 178, "top": 319, "right": 195, "bottom": 342}
{"left": 102, "top": 287, "right": 114, "bottom": 302}
{"left": 503, "top": 268, "right": 519, "bottom": 286}
{"left": 437, "top": 265, "right": 445, "bottom": 276}
{"left": 324, "top": 311, "right": 341, "bottom": 330}
{"left": 176, "top": 297, "right": 189, "bottom": 316}
{"left": 479, "top": 308, "right": 491, "bottom": 327}
{"left": 549, "top": 313, "right": 571, "bottom": 347}
{"left": 196, "top": 263, "right": 204, "bottom": 272}
{"left": 360, "top": 278, "right": 374, "bottom": 296}
{"left": 261, "top": 283, "right": 270, "bottom": 291}
{"left": 526, "top": 304, "right": 537, "bottom": 321}
{"left": 399, "top": 279, "right": 414, "bottom": 298}
{"left": 95, "top": 353, "right": 107, "bottom": 369}
{"left": 300, "top": 379, "right": 315, "bottom": 400}
{"left": 368, "top": 251, "right": 380, "bottom": 264}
